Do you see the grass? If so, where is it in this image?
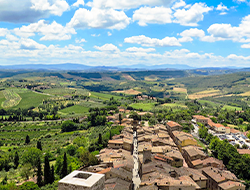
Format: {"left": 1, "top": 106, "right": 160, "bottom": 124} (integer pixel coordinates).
{"left": 161, "top": 103, "right": 187, "bottom": 108}
{"left": 59, "top": 105, "right": 89, "bottom": 115}
{"left": 12, "top": 91, "right": 49, "bottom": 109}
{"left": 239, "top": 91, "right": 250, "bottom": 96}
{"left": 112, "top": 89, "right": 142, "bottom": 95}
{"left": 0, "top": 91, "right": 6, "bottom": 108}
{"left": 194, "top": 137, "right": 206, "bottom": 149}
{"left": 1, "top": 89, "right": 22, "bottom": 108}
{"left": 90, "top": 92, "right": 122, "bottom": 100}
{"left": 198, "top": 100, "right": 219, "bottom": 108}
{"left": 222, "top": 105, "right": 242, "bottom": 111}
{"left": 130, "top": 102, "right": 156, "bottom": 111}
{"left": 172, "top": 87, "right": 187, "bottom": 93}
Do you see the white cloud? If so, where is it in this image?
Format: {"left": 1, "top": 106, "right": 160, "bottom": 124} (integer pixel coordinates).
{"left": 124, "top": 35, "right": 181, "bottom": 47}
{"left": 19, "top": 38, "right": 46, "bottom": 50}
{"left": 75, "top": 38, "right": 87, "bottom": 43}
{"left": 126, "top": 47, "right": 156, "bottom": 52}
{"left": 14, "top": 20, "right": 76, "bottom": 41}
{"left": 94, "top": 43, "right": 120, "bottom": 52}
{"left": 216, "top": 3, "right": 228, "bottom": 11}
{"left": 0, "top": 28, "right": 9, "bottom": 37}
{"left": 0, "top": 0, "right": 70, "bottom": 23}
{"left": 133, "top": 6, "right": 172, "bottom": 26}
{"left": 30, "top": 0, "right": 69, "bottom": 16}
{"left": 173, "top": 3, "right": 213, "bottom": 26}
{"left": 172, "top": 0, "right": 186, "bottom": 9}
{"left": 241, "top": 44, "right": 250, "bottom": 48}
{"left": 86, "top": 0, "right": 175, "bottom": 10}
{"left": 67, "top": 8, "right": 130, "bottom": 30}
{"left": 72, "top": 0, "right": 85, "bottom": 7}
{"left": 91, "top": 34, "right": 101, "bottom": 37}
{"left": 107, "top": 32, "right": 112, "bottom": 36}
{"left": 219, "top": 12, "right": 227, "bottom": 15}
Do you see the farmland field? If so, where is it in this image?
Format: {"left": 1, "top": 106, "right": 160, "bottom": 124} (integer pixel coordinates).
{"left": 222, "top": 105, "right": 242, "bottom": 111}
{"left": 161, "top": 103, "right": 187, "bottom": 108}
{"left": 172, "top": 87, "right": 187, "bottom": 93}
{"left": 112, "top": 89, "right": 141, "bottom": 95}
{"left": 90, "top": 91, "right": 122, "bottom": 100}
{"left": 1, "top": 89, "right": 22, "bottom": 108}
{"left": 130, "top": 102, "right": 156, "bottom": 111}
{"left": 12, "top": 91, "right": 49, "bottom": 109}
{"left": 58, "top": 104, "right": 89, "bottom": 115}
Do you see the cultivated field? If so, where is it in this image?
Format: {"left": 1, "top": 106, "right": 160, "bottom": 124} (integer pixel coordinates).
{"left": 1, "top": 89, "right": 22, "bottom": 108}
{"left": 188, "top": 89, "right": 220, "bottom": 99}
{"left": 112, "top": 89, "right": 141, "bottom": 95}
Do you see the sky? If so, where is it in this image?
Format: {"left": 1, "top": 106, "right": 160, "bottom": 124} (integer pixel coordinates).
{"left": 0, "top": 0, "right": 250, "bottom": 68}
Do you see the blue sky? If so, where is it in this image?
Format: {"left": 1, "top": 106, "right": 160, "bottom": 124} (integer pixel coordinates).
{"left": 0, "top": 0, "right": 250, "bottom": 68}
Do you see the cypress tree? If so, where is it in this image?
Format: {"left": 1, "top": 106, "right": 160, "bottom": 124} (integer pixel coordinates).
{"left": 14, "top": 151, "right": 19, "bottom": 169}
{"left": 25, "top": 135, "right": 30, "bottom": 144}
{"left": 37, "top": 141, "right": 42, "bottom": 151}
{"left": 61, "top": 153, "right": 68, "bottom": 178}
{"left": 44, "top": 156, "right": 51, "bottom": 185}
{"left": 50, "top": 165, "right": 55, "bottom": 184}
{"left": 36, "top": 157, "right": 43, "bottom": 187}
{"left": 98, "top": 133, "right": 102, "bottom": 145}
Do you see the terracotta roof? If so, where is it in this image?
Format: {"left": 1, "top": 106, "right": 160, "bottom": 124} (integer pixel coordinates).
{"left": 193, "top": 115, "right": 208, "bottom": 120}
{"left": 108, "top": 140, "right": 123, "bottom": 144}
{"left": 97, "top": 167, "right": 112, "bottom": 174}
{"left": 218, "top": 181, "right": 245, "bottom": 190}
{"left": 213, "top": 123, "right": 225, "bottom": 128}
{"left": 237, "top": 149, "right": 250, "bottom": 155}
{"left": 167, "top": 121, "right": 181, "bottom": 128}
{"left": 202, "top": 157, "right": 224, "bottom": 166}
{"left": 191, "top": 159, "right": 203, "bottom": 166}
{"left": 183, "top": 146, "right": 206, "bottom": 158}
{"left": 230, "top": 128, "right": 241, "bottom": 134}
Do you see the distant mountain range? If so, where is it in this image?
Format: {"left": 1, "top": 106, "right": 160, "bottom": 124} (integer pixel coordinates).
{"left": 0, "top": 63, "right": 195, "bottom": 71}
{"left": 0, "top": 63, "right": 245, "bottom": 72}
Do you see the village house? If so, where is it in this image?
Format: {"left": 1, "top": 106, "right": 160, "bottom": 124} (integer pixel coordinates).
{"left": 193, "top": 115, "right": 210, "bottom": 125}
{"left": 182, "top": 146, "right": 207, "bottom": 168}
{"left": 166, "top": 121, "right": 183, "bottom": 132}
{"left": 202, "top": 167, "right": 245, "bottom": 190}
{"left": 108, "top": 140, "right": 123, "bottom": 149}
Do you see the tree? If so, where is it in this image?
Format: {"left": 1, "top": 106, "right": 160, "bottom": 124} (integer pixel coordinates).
{"left": 44, "top": 156, "right": 51, "bottom": 185}
{"left": 36, "top": 157, "right": 42, "bottom": 187}
{"left": 198, "top": 126, "right": 208, "bottom": 139}
{"left": 61, "top": 120, "right": 77, "bottom": 132}
{"left": 20, "top": 164, "right": 33, "bottom": 180}
{"left": 50, "top": 165, "right": 55, "bottom": 184}
{"left": 25, "top": 135, "right": 30, "bottom": 144}
{"left": 22, "top": 148, "right": 42, "bottom": 169}
{"left": 118, "top": 113, "right": 122, "bottom": 125}
{"left": 37, "top": 141, "right": 42, "bottom": 151}
{"left": 19, "top": 182, "right": 39, "bottom": 190}
{"left": 61, "top": 153, "right": 68, "bottom": 178}
{"left": 98, "top": 133, "right": 102, "bottom": 145}
{"left": 14, "top": 151, "right": 19, "bottom": 169}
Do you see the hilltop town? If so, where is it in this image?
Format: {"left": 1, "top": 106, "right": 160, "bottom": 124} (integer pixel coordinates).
{"left": 58, "top": 111, "right": 247, "bottom": 190}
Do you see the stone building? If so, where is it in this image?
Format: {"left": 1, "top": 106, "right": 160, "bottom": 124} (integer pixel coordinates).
{"left": 58, "top": 171, "right": 105, "bottom": 190}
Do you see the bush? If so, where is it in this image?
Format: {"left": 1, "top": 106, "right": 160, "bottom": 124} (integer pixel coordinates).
{"left": 19, "top": 182, "right": 39, "bottom": 190}
{"left": 61, "top": 120, "right": 77, "bottom": 132}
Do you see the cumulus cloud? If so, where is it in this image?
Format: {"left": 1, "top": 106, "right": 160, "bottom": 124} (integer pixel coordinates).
{"left": 107, "top": 32, "right": 112, "bottom": 36}
{"left": 241, "top": 44, "right": 250, "bottom": 48}
{"left": 206, "top": 15, "right": 250, "bottom": 44}
{"left": 0, "top": 28, "right": 9, "bottom": 37}
{"left": 67, "top": 8, "right": 130, "bottom": 30}
{"left": 86, "top": 0, "right": 175, "bottom": 9}
{"left": 0, "top": 0, "right": 69, "bottom": 23}
{"left": 14, "top": 20, "right": 76, "bottom": 41}
{"left": 19, "top": 38, "right": 46, "bottom": 50}
{"left": 126, "top": 47, "right": 156, "bottom": 52}
{"left": 75, "top": 38, "right": 87, "bottom": 43}
{"left": 133, "top": 6, "right": 172, "bottom": 26}
{"left": 173, "top": 3, "right": 213, "bottom": 26}
{"left": 216, "top": 3, "right": 229, "bottom": 11}
{"left": 94, "top": 43, "right": 120, "bottom": 52}
{"left": 124, "top": 35, "right": 181, "bottom": 47}
{"left": 72, "top": 0, "right": 85, "bottom": 7}
{"left": 172, "top": 0, "right": 186, "bottom": 9}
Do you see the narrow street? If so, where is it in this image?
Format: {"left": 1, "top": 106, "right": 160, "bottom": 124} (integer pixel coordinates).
{"left": 132, "top": 130, "right": 141, "bottom": 190}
